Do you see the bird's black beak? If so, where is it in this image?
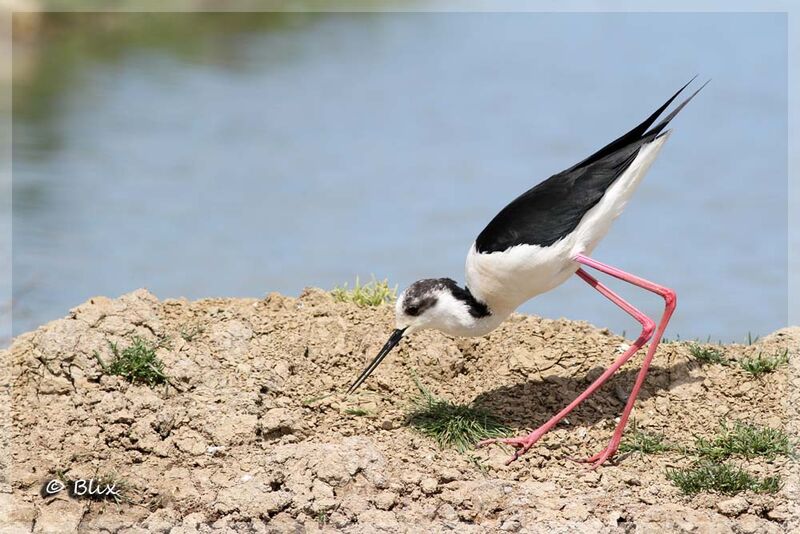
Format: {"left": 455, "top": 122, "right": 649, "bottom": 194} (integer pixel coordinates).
{"left": 346, "top": 328, "right": 406, "bottom": 395}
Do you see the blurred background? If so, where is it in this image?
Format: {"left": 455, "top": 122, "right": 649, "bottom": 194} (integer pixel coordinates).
{"left": 9, "top": 11, "right": 788, "bottom": 343}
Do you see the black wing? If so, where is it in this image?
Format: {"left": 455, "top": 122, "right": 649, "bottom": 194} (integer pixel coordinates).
{"left": 475, "top": 79, "right": 707, "bottom": 253}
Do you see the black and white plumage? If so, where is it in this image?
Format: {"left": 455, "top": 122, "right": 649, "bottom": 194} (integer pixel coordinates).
{"left": 347, "top": 79, "right": 706, "bottom": 395}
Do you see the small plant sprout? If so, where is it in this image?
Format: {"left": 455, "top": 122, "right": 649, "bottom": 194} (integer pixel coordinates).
{"left": 407, "top": 377, "right": 511, "bottom": 452}
{"left": 739, "top": 349, "right": 789, "bottom": 377}
{"left": 694, "top": 421, "right": 793, "bottom": 461}
{"left": 688, "top": 343, "right": 729, "bottom": 366}
{"left": 316, "top": 510, "right": 329, "bottom": 526}
{"left": 666, "top": 461, "right": 781, "bottom": 496}
{"left": 618, "top": 423, "right": 675, "bottom": 455}
{"left": 94, "top": 337, "right": 168, "bottom": 387}
{"left": 301, "top": 392, "right": 336, "bottom": 406}
{"left": 467, "top": 454, "right": 490, "bottom": 473}
{"left": 331, "top": 276, "right": 397, "bottom": 307}
{"left": 179, "top": 324, "right": 204, "bottom": 342}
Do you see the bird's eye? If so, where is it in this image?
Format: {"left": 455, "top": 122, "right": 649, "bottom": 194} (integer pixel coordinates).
{"left": 406, "top": 304, "right": 420, "bottom": 316}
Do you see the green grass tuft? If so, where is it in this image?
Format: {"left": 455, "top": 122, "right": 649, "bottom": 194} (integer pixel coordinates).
{"left": 331, "top": 276, "right": 397, "bottom": 307}
{"left": 316, "top": 510, "right": 329, "bottom": 526}
{"left": 94, "top": 337, "right": 168, "bottom": 387}
{"left": 688, "top": 343, "right": 729, "bottom": 366}
{"left": 666, "top": 461, "right": 781, "bottom": 496}
{"left": 694, "top": 421, "right": 793, "bottom": 461}
{"left": 619, "top": 426, "right": 675, "bottom": 455}
{"left": 407, "top": 378, "right": 511, "bottom": 452}
{"left": 739, "top": 349, "right": 789, "bottom": 377}
{"left": 179, "top": 324, "right": 204, "bottom": 342}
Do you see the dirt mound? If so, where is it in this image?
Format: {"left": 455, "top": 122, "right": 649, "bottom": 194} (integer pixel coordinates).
{"left": 1, "top": 288, "right": 797, "bottom": 533}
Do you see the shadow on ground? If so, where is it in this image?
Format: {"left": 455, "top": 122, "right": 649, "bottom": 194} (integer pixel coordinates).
{"left": 472, "top": 360, "right": 700, "bottom": 431}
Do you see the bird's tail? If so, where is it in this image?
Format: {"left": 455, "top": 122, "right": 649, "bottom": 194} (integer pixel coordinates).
{"left": 570, "top": 77, "right": 709, "bottom": 171}
{"left": 646, "top": 80, "right": 709, "bottom": 139}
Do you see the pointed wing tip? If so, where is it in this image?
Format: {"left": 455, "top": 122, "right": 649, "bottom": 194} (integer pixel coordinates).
{"left": 685, "top": 76, "right": 710, "bottom": 94}
{"left": 686, "top": 78, "right": 711, "bottom": 100}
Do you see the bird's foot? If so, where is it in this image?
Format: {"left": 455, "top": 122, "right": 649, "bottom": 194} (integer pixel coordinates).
{"left": 477, "top": 429, "right": 547, "bottom": 465}
{"left": 569, "top": 444, "right": 620, "bottom": 470}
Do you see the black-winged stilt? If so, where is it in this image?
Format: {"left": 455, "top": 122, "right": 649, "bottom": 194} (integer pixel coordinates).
{"left": 347, "top": 79, "right": 707, "bottom": 467}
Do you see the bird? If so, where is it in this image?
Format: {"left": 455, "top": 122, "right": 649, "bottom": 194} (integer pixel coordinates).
{"left": 346, "top": 78, "right": 707, "bottom": 468}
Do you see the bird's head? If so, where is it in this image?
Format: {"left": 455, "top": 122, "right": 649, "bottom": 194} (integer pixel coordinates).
{"left": 394, "top": 278, "right": 474, "bottom": 335}
{"left": 346, "top": 278, "right": 480, "bottom": 394}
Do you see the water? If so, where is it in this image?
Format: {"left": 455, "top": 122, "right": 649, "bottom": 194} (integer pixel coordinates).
{"left": 11, "top": 12, "right": 788, "bottom": 342}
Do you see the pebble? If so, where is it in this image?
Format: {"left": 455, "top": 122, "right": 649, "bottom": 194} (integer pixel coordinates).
{"left": 621, "top": 473, "right": 641, "bottom": 486}
{"left": 716, "top": 496, "right": 748, "bottom": 516}
{"left": 207, "top": 445, "right": 226, "bottom": 456}
{"left": 766, "top": 507, "right": 788, "bottom": 521}
{"left": 737, "top": 513, "right": 779, "bottom": 534}
{"left": 561, "top": 502, "right": 590, "bottom": 522}
{"left": 437, "top": 503, "right": 458, "bottom": 521}
{"left": 373, "top": 491, "right": 397, "bottom": 511}
{"left": 500, "top": 517, "right": 522, "bottom": 531}
{"left": 401, "top": 471, "right": 422, "bottom": 486}
{"left": 607, "top": 510, "right": 624, "bottom": 527}
{"left": 381, "top": 419, "right": 396, "bottom": 430}
{"left": 438, "top": 467, "right": 461, "bottom": 482}
{"left": 420, "top": 477, "right": 438, "bottom": 495}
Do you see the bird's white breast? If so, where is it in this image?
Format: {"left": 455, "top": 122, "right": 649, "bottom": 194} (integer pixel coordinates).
{"left": 466, "top": 133, "right": 670, "bottom": 315}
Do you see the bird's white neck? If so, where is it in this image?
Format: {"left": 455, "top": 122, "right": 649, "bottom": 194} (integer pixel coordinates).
{"left": 428, "top": 289, "right": 510, "bottom": 338}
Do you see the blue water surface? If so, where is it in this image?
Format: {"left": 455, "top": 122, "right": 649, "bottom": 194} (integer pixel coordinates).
{"left": 12, "top": 12, "right": 788, "bottom": 342}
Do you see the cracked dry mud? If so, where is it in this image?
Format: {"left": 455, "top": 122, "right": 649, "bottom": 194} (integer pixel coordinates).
{"left": 0, "top": 288, "right": 797, "bottom": 533}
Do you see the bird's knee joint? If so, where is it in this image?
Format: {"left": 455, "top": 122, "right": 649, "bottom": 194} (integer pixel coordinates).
{"left": 641, "top": 318, "right": 656, "bottom": 340}
{"left": 661, "top": 287, "right": 677, "bottom": 309}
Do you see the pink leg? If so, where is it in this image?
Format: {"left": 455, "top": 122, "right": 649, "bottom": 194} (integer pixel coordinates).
{"left": 570, "top": 254, "right": 676, "bottom": 467}
{"left": 478, "top": 267, "right": 656, "bottom": 465}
